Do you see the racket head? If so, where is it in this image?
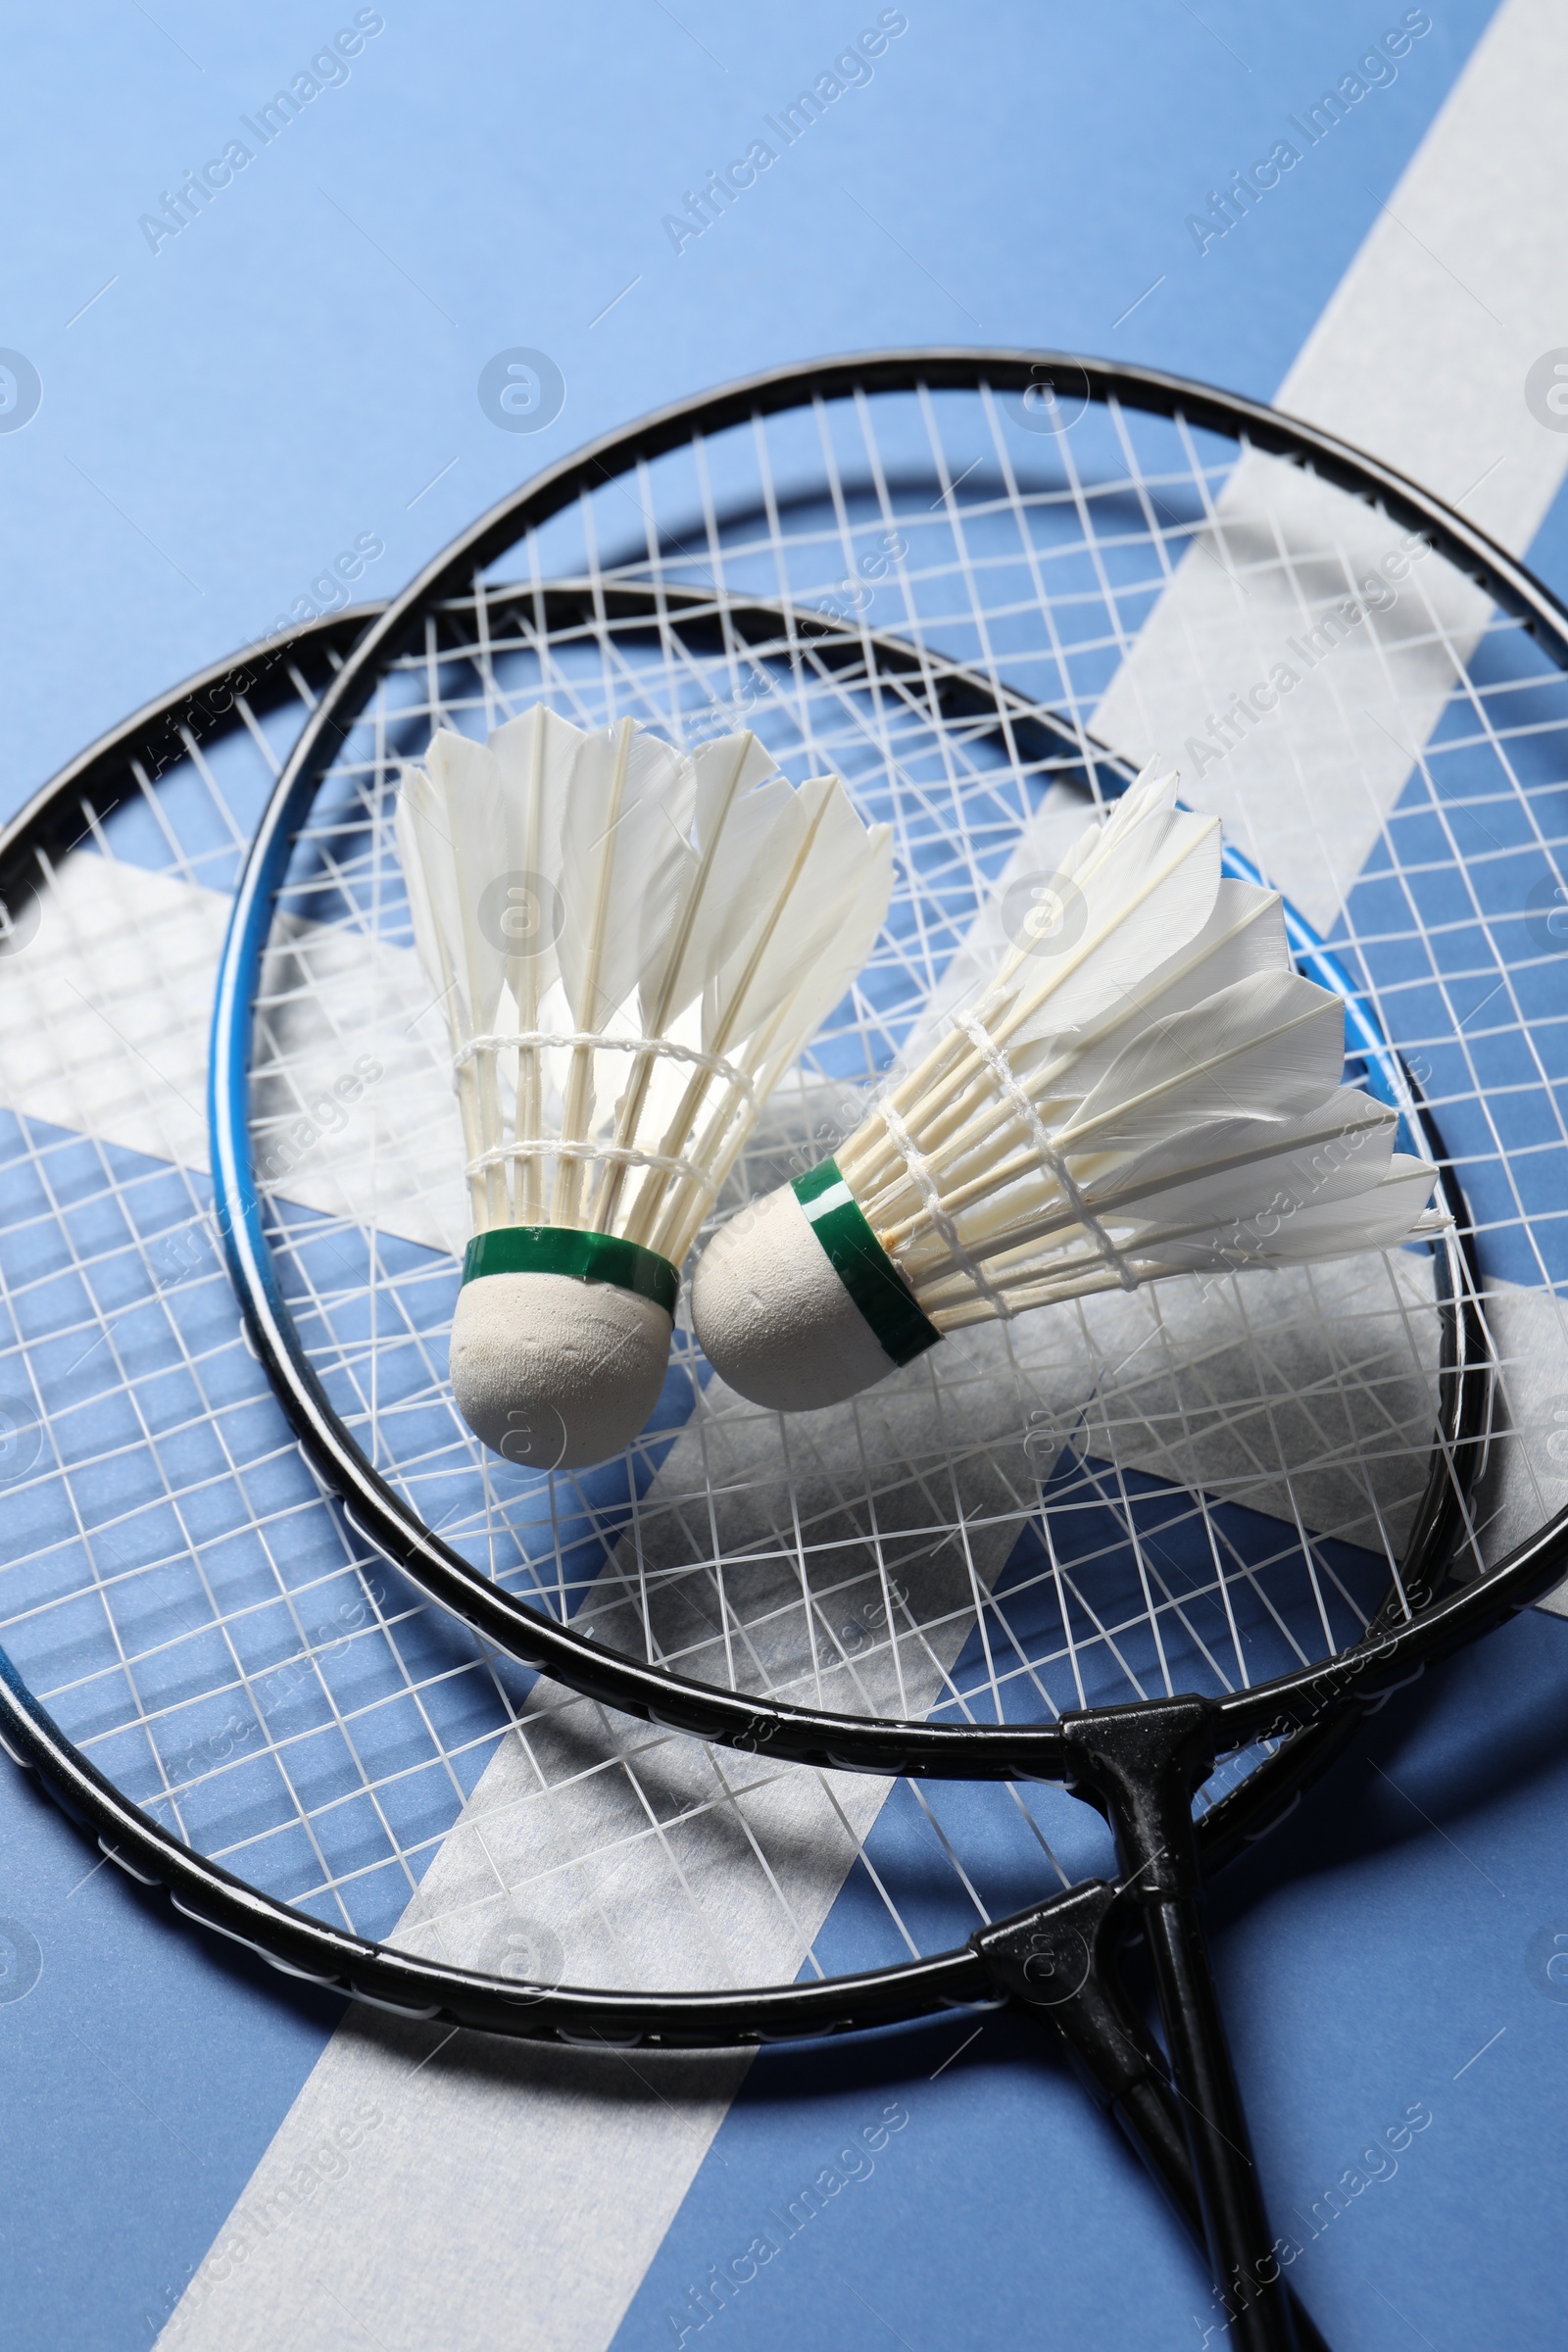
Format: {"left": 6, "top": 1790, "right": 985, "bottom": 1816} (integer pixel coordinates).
{"left": 0, "top": 613, "right": 1005, "bottom": 2035}
{"left": 214, "top": 352, "right": 1561, "bottom": 1774}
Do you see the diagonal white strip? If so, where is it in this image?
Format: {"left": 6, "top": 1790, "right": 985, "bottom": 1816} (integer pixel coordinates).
{"left": 1278, "top": 0, "right": 1568, "bottom": 556}
{"left": 1093, "top": 0, "right": 1568, "bottom": 927}
{"left": 0, "top": 858, "right": 229, "bottom": 1179}
{"left": 1090, "top": 463, "right": 1492, "bottom": 929}
{"left": 0, "top": 855, "right": 468, "bottom": 1254}
{"left": 162, "top": 2016, "right": 755, "bottom": 2352}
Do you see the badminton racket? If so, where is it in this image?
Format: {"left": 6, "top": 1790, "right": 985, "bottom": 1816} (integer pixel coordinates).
{"left": 208, "top": 354, "right": 1568, "bottom": 2339}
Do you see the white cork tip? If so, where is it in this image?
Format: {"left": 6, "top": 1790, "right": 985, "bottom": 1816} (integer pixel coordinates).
{"left": 450, "top": 1272, "right": 673, "bottom": 1470}
{"left": 690, "top": 1182, "right": 902, "bottom": 1411}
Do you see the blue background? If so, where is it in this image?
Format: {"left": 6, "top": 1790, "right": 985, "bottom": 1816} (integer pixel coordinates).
{"left": 4, "top": 4, "right": 1567, "bottom": 2348}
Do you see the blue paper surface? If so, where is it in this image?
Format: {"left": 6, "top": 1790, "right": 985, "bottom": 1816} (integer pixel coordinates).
{"left": 4, "top": 6, "right": 1567, "bottom": 2349}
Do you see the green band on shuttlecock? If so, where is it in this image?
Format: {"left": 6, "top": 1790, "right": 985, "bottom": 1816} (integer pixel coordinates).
{"left": 461, "top": 1227, "right": 679, "bottom": 1319}
{"left": 791, "top": 1157, "right": 942, "bottom": 1367}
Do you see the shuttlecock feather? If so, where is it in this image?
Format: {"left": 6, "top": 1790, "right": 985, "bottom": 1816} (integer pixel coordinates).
{"left": 691, "top": 764, "right": 1440, "bottom": 1411}
{"left": 397, "top": 707, "right": 893, "bottom": 1466}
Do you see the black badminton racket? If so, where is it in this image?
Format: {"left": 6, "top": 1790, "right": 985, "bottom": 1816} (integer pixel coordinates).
{"left": 208, "top": 353, "right": 1568, "bottom": 2340}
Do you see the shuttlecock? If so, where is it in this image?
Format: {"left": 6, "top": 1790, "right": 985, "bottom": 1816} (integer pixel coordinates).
{"left": 691, "top": 764, "right": 1440, "bottom": 1412}
{"left": 397, "top": 706, "right": 893, "bottom": 1467}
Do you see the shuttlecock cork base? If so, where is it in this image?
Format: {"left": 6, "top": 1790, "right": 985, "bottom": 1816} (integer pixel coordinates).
{"left": 691, "top": 1159, "right": 938, "bottom": 1411}
{"left": 450, "top": 1229, "right": 678, "bottom": 1470}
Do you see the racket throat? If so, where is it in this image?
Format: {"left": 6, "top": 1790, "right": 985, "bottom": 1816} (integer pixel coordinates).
{"left": 976, "top": 1881, "right": 1200, "bottom": 2232}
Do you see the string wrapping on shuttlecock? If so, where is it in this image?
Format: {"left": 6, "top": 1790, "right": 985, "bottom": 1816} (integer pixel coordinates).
{"left": 690, "top": 762, "right": 1442, "bottom": 1412}
{"left": 452, "top": 1030, "right": 761, "bottom": 1101}
{"left": 952, "top": 1008, "right": 1140, "bottom": 1295}
{"left": 450, "top": 1032, "right": 763, "bottom": 1206}
{"left": 396, "top": 702, "right": 894, "bottom": 1465}
{"left": 877, "top": 1093, "right": 1013, "bottom": 1323}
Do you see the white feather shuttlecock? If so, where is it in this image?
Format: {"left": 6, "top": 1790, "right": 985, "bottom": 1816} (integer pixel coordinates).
{"left": 691, "top": 763, "right": 1441, "bottom": 1411}
{"left": 397, "top": 706, "right": 893, "bottom": 1467}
